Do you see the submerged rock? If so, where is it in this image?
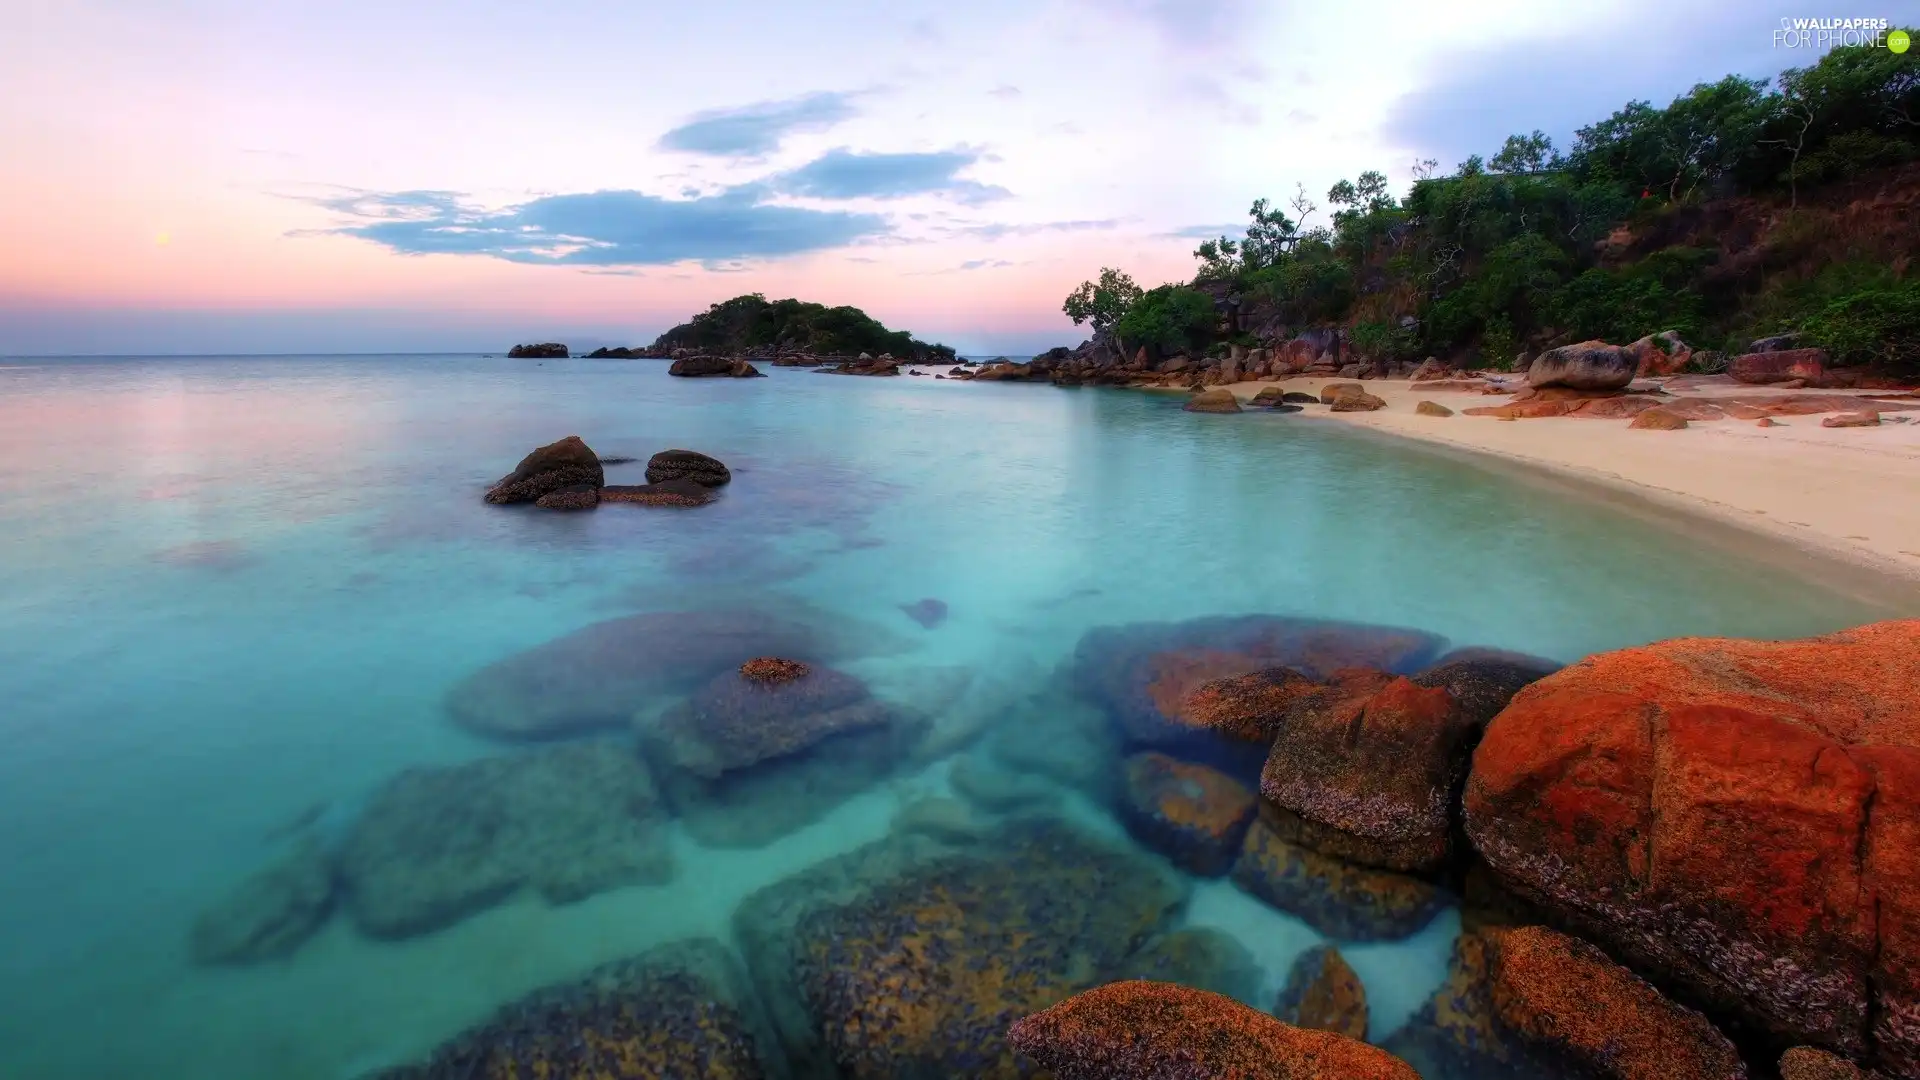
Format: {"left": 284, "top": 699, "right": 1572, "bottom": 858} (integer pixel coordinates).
{"left": 1274, "top": 943, "right": 1369, "bottom": 1040}
{"left": 652, "top": 664, "right": 878, "bottom": 778}
{"left": 1464, "top": 619, "right": 1920, "bottom": 1071}
{"left": 1008, "top": 980, "right": 1422, "bottom": 1080}
{"left": 188, "top": 836, "right": 336, "bottom": 965}
{"left": 1380, "top": 931, "right": 1558, "bottom": 1080}
{"left": 1230, "top": 813, "right": 1448, "bottom": 941}
{"left": 1107, "top": 928, "right": 1264, "bottom": 1004}
{"left": 483, "top": 435, "right": 604, "bottom": 504}
{"left": 337, "top": 742, "right": 671, "bottom": 938}
{"left": 898, "top": 597, "right": 948, "bottom": 628}
{"left": 368, "top": 938, "right": 780, "bottom": 1080}
{"left": 1119, "top": 751, "right": 1257, "bottom": 876}
{"left": 644, "top": 448, "right": 731, "bottom": 486}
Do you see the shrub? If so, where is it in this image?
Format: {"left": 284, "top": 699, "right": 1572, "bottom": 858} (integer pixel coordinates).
{"left": 1799, "top": 279, "right": 1920, "bottom": 375}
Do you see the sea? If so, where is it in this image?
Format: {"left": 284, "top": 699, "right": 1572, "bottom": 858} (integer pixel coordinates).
{"left": 0, "top": 353, "right": 1901, "bottom": 1079}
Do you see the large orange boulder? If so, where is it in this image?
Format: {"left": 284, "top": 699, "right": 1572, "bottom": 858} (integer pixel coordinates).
{"left": 1464, "top": 621, "right": 1920, "bottom": 1072}
{"left": 1008, "top": 980, "right": 1420, "bottom": 1080}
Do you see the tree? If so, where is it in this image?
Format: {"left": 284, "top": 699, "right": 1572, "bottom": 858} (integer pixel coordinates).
{"left": 1490, "top": 131, "right": 1555, "bottom": 173}
{"left": 1115, "top": 285, "right": 1217, "bottom": 355}
{"left": 1062, "top": 268, "right": 1143, "bottom": 330}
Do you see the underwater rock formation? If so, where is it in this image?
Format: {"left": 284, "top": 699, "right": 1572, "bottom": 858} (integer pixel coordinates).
{"left": 644, "top": 448, "right": 731, "bottom": 486}
{"left": 1105, "top": 927, "right": 1264, "bottom": 1005}
{"left": 367, "top": 937, "right": 780, "bottom": 1080}
{"left": 1179, "top": 666, "right": 1322, "bottom": 742}
{"left": 445, "top": 609, "right": 849, "bottom": 739}
{"left": 1273, "top": 943, "right": 1369, "bottom": 1040}
{"left": 1380, "top": 931, "right": 1559, "bottom": 1080}
{"left": 1230, "top": 813, "right": 1448, "bottom": 941}
{"left": 735, "top": 817, "right": 1187, "bottom": 1079}
{"left": 188, "top": 835, "right": 336, "bottom": 965}
{"left": 1118, "top": 751, "right": 1257, "bottom": 876}
{"left": 338, "top": 741, "right": 671, "bottom": 938}
{"left": 898, "top": 597, "right": 948, "bottom": 629}
{"left": 483, "top": 435, "right": 604, "bottom": 504}
{"left": 1465, "top": 619, "right": 1920, "bottom": 1072}
{"left": 1007, "top": 980, "right": 1421, "bottom": 1080}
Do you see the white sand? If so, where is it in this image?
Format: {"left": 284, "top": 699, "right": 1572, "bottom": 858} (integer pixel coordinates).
{"left": 1227, "top": 377, "right": 1920, "bottom": 585}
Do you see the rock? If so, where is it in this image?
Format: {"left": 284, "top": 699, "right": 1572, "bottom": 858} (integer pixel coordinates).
{"left": 1729, "top": 347, "right": 1828, "bottom": 385}
{"left": 644, "top": 448, "right": 731, "bottom": 487}
{"left": 1410, "top": 358, "right": 1449, "bottom": 381}
{"left": 1339, "top": 363, "right": 1365, "bottom": 379}
{"left": 738, "top": 818, "right": 1187, "bottom": 1078}
{"left": 890, "top": 795, "right": 990, "bottom": 844}
{"left": 1319, "top": 381, "right": 1365, "bottom": 404}
{"left": 740, "top": 656, "right": 808, "bottom": 683}
{"left": 1119, "top": 752, "right": 1258, "bottom": 876}
{"left": 1487, "top": 925, "right": 1748, "bottom": 1080}
{"left": 1274, "top": 944, "right": 1369, "bottom": 1040}
{"left": 445, "top": 608, "right": 868, "bottom": 739}
{"left": 1281, "top": 391, "right": 1319, "bottom": 404}
{"left": 1628, "top": 407, "right": 1689, "bottom": 430}
{"left": 1231, "top": 813, "right": 1448, "bottom": 941}
{"left": 1780, "top": 1047, "right": 1875, "bottom": 1079}
{"left": 1823, "top": 411, "right": 1881, "bottom": 428}
{"left": 1758, "top": 417, "right": 1778, "bottom": 427}
{"left": 1184, "top": 388, "right": 1242, "bottom": 413}
{"left": 730, "top": 359, "right": 766, "bottom": 377}
{"left": 1181, "top": 666, "right": 1323, "bottom": 742}
{"left": 1107, "top": 928, "right": 1264, "bottom": 1003}
{"left": 1379, "top": 930, "right": 1556, "bottom": 1080}
{"left": 949, "top": 747, "right": 1068, "bottom": 813}
{"left": 668, "top": 354, "right": 736, "bottom": 376}
{"left": 899, "top": 597, "right": 948, "bottom": 628}
{"left": 188, "top": 837, "right": 336, "bottom": 965}
{"left": 1261, "top": 675, "right": 1481, "bottom": 872}
{"left": 1410, "top": 656, "right": 1558, "bottom": 730}
{"left": 1008, "top": 980, "right": 1421, "bottom": 1080}
{"left": 651, "top": 664, "right": 877, "bottom": 778}
{"left": 506, "top": 342, "right": 567, "bottom": 358}
{"left": 367, "top": 938, "right": 780, "bottom": 1080}
{"left": 1330, "top": 391, "right": 1387, "bottom": 412}
{"left": 338, "top": 742, "right": 672, "bottom": 938}
{"left": 1416, "top": 400, "right": 1454, "bottom": 417}
{"left": 1627, "top": 331, "right": 1692, "bottom": 376}
{"left": 1527, "top": 340, "right": 1637, "bottom": 391}
{"left": 1463, "top": 620, "right": 1920, "bottom": 1070}
{"left": 533, "top": 482, "right": 598, "bottom": 509}
{"left": 1250, "top": 386, "right": 1289, "bottom": 406}
{"left": 1659, "top": 397, "right": 1730, "bottom": 421}
{"left": 1571, "top": 395, "right": 1662, "bottom": 419}
{"left": 1751, "top": 333, "right": 1804, "bottom": 353}
{"left": 599, "top": 478, "right": 715, "bottom": 506}
{"left": 483, "top": 435, "right": 604, "bottom": 504}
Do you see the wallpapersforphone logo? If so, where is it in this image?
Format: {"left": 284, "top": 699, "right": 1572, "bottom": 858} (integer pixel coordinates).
{"left": 1772, "top": 17, "right": 1907, "bottom": 50}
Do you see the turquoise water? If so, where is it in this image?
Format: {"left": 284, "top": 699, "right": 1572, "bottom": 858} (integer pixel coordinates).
{"left": 0, "top": 354, "right": 1900, "bottom": 1079}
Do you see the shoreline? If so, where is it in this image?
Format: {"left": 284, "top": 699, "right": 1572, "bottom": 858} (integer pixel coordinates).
{"left": 1222, "top": 376, "right": 1920, "bottom": 598}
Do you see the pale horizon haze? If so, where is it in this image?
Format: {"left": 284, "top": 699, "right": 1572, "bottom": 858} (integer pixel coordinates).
{"left": 2, "top": 0, "right": 1852, "bottom": 355}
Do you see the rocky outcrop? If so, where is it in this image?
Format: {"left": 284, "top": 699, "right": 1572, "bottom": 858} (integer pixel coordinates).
{"left": 1463, "top": 620, "right": 1920, "bottom": 1072}
{"left": 1527, "top": 341, "right": 1637, "bottom": 391}
{"left": 1118, "top": 752, "right": 1257, "bottom": 876}
{"left": 599, "top": 478, "right": 715, "bottom": 506}
{"left": 338, "top": 742, "right": 672, "bottom": 938}
{"left": 644, "top": 448, "right": 731, "bottom": 487}
{"left": 188, "top": 837, "right": 335, "bottom": 965}
{"left": 1008, "top": 981, "right": 1421, "bottom": 1080}
{"left": 1274, "top": 944, "right": 1369, "bottom": 1040}
{"left": 1231, "top": 813, "right": 1448, "bottom": 940}
{"left": 1487, "top": 925, "right": 1748, "bottom": 1080}
{"left": 1184, "top": 388, "right": 1242, "bottom": 413}
{"left": 668, "top": 355, "right": 735, "bottom": 376}
{"left": 506, "top": 342, "right": 568, "bottom": 358}
{"left": 368, "top": 938, "right": 780, "bottom": 1080}
{"left": 1628, "top": 331, "right": 1692, "bottom": 376}
{"left": 533, "top": 483, "right": 598, "bottom": 509}
{"left": 819, "top": 355, "right": 901, "bottom": 376}
{"left": 1730, "top": 347, "right": 1828, "bottom": 385}
{"left": 483, "top": 435, "right": 604, "bottom": 504}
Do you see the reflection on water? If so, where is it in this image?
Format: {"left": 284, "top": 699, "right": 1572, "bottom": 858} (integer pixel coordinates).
{"left": 0, "top": 355, "right": 1902, "bottom": 1079}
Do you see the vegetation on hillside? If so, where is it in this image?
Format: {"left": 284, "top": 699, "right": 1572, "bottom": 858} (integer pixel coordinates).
{"left": 1066, "top": 36, "right": 1920, "bottom": 374}
{"left": 651, "top": 293, "right": 955, "bottom": 361}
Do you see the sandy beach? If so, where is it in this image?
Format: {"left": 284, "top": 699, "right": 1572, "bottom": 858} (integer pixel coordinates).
{"left": 1222, "top": 376, "right": 1920, "bottom": 585}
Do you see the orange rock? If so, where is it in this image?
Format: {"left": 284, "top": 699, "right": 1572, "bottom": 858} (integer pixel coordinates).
{"left": 1488, "top": 925, "right": 1748, "bottom": 1080}
{"left": 1274, "top": 944, "right": 1369, "bottom": 1040}
{"left": 1724, "top": 401, "right": 1771, "bottom": 420}
{"left": 1730, "top": 347, "right": 1828, "bottom": 385}
{"left": 1119, "top": 752, "right": 1257, "bottom": 876}
{"left": 1182, "top": 667, "right": 1322, "bottom": 742}
{"left": 1661, "top": 397, "right": 1730, "bottom": 421}
{"left": 1007, "top": 980, "right": 1421, "bottom": 1080}
{"left": 1330, "top": 391, "right": 1388, "bottom": 413}
{"left": 1464, "top": 621, "right": 1920, "bottom": 1071}
{"left": 1822, "top": 411, "right": 1880, "bottom": 428}
{"left": 1464, "top": 400, "right": 1580, "bottom": 419}
{"left": 740, "top": 657, "right": 809, "bottom": 684}
{"left": 1629, "top": 407, "right": 1689, "bottom": 429}
{"left": 1758, "top": 417, "right": 1778, "bottom": 427}
{"left": 1780, "top": 1046, "right": 1876, "bottom": 1079}
{"left": 1415, "top": 400, "right": 1454, "bottom": 417}
{"left": 1571, "top": 395, "right": 1661, "bottom": 419}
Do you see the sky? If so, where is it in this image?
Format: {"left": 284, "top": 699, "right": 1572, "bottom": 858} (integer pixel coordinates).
{"left": 0, "top": 0, "right": 1862, "bottom": 355}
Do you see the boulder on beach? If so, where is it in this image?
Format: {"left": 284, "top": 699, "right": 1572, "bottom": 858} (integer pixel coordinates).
{"left": 367, "top": 937, "right": 780, "bottom": 1080}
{"left": 1627, "top": 331, "right": 1692, "bottom": 376}
{"left": 1416, "top": 400, "right": 1454, "bottom": 417}
{"left": 1465, "top": 620, "right": 1920, "bottom": 1072}
{"left": 1526, "top": 340, "right": 1637, "bottom": 391}
{"left": 483, "top": 435, "right": 604, "bottom": 504}
{"left": 1319, "top": 381, "right": 1365, "bottom": 404}
{"left": 188, "top": 836, "right": 336, "bottom": 965}
{"left": 1331, "top": 390, "right": 1387, "bottom": 412}
{"left": 1231, "top": 812, "right": 1449, "bottom": 941}
{"left": 1823, "top": 411, "right": 1881, "bottom": 428}
{"left": 1730, "top": 347, "right": 1828, "bottom": 385}
{"left": 506, "top": 342, "right": 568, "bottom": 358}
{"left": 1184, "top": 387, "right": 1242, "bottom": 413}
{"left": 668, "top": 355, "right": 735, "bottom": 376}
{"left": 337, "top": 742, "right": 672, "bottom": 938}
{"left": 1282, "top": 390, "right": 1319, "bottom": 404}
{"left": 1628, "top": 407, "right": 1689, "bottom": 430}
{"left": 644, "top": 448, "right": 731, "bottom": 487}
{"left": 1249, "top": 386, "right": 1290, "bottom": 406}
{"left": 1008, "top": 980, "right": 1421, "bottom": 1080}
{"left": 1118, "top": 751, "right": 1258, "bottom": 876}
{"left": 1274, "top": 943, "right": 1369, "bottom": 1040}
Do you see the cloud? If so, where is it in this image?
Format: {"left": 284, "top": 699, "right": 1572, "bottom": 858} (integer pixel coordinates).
{"left": 304, "top": 186, "right": 888, "bottom": 266}
{"left": 770, "top": 148, "right": 1011, "bottom": 204}
{"left": 989, "top": 84, "right": 1022, "bottom": 99}
{"left": 959, "top": 259, "right": 1015, "bottom": 270}
{"left": 657, "top": 91, "right": 859, "bottom": 158}
{"left": 1161, "top": 223, "right": 1245, "bottom": 240}
{"left": 1087, "top": 0, "right": 1256, "bottom": 53}
{"left": 950, "top": 219, "right": 1121, "bottom": 240}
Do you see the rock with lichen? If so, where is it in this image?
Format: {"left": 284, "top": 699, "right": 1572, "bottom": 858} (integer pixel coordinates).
{"left": 1274, "top": 944, "right": 1368, "bottom": 1040}
{"left": 1230, "top": 813, "right": 1447, "bottom": 941}
{"left": 1118, "top": 751, "right": 1257, "bottom": 876}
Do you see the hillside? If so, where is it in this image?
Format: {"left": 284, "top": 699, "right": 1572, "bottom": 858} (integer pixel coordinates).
{"left": 1062, "top": 35, "right": 1920, "bottom": 377}
{"left": 640, "top": 294, "right": 955, "bottom": 362}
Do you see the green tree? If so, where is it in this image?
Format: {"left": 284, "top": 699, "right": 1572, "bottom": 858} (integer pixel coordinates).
{"left": 1490, "top": 131, "right": 1556, "bottom": 173}
{"left": 1062, "top": 268, "right": 1144, "bottom": 331}
{"left": 1115, "top": 285, "right": 1217, "bottom": 356}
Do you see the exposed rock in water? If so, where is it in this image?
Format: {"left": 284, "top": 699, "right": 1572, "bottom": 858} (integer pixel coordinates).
{"left": 1464, "top": 619, "right": 1920, "bottom": 1072}
{"left": 599, "top": 478, "right": 715, "bottom": 506}
{"left": 740, "top": 656, "right": 808, "bottom": 683}
{"left": 1274, "top": 943, "right": 1369, "bottom": 1040}
{"left": 484, "top": 435, "right": 604, "bottom": 504}
{"left": 366, "top": 938, "right": 781, "bottom": 1080}
{"left": 730, "top": 359, "right": 765, "bottom": 377}
{"left": 644, "top": 448, "right": 731, "bottom": 487}
{"left": 337, "top": 742, "right": 672, "bottom": 938}
{"left": 188, "top": 836, "right": 336, "bottom": 965}
{"left": 1184, "top": 387, "right": 1242, "bottom": 413}
{"left": 1230, "top": 812, "right": 1448, "bottom": 941}
{"left": 1487, "top": 924, "right": 1749, "bottom": 1080}
{"left": 1118, "top": 751, "right": 1257, "bottom": 876}
{"left": 1008, "top": 980, "right": 1422, "bottom": 1080}
{"left": 668, "top": 355, "right": 735, "bottom": 377}
{"left": 533, "top": 483, "right": 598, "bottom": 509}
{"left": 898, "top": 597, "right": 948, "bottom": 628}
{"left": 506, "top": 342, "right": 567, "bottom": 358}
{"left": 1527, "top": 340, "right": 1637, "bottom": 391}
